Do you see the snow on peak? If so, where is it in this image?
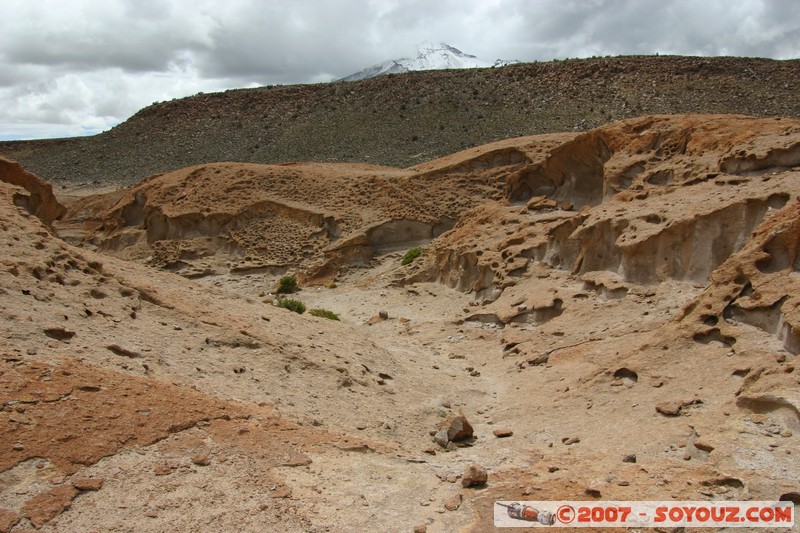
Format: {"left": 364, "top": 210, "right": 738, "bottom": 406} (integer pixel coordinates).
{"left": 340, "top": 42, "right": 517, "bottom": 81}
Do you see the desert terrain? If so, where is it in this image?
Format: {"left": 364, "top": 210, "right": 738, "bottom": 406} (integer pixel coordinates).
{"left": 1, "top": 113, "right": 799, "bottom": 532}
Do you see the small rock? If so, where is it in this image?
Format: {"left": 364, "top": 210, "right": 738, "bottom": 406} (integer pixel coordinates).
{"left": 433, "top": 430, "right": 449, "bottom": 448}
{"left": 562, "top": 436, "right": 580, "bottom": 445}
{"left": 781, "top": 430, "right": 793, "bottom": 438}
{"left": 26, "top": 348, "right": 37, "bottom": 355}
{"left": 153, "top": 464, "right": 175, "bottom": 476}
{"left": 655, "top": 402, "right": 682, "bottom": 416}
{"left": 493, "top": 428, "right": 513, "bottom": 438}
{"left": 622, "top": 454, "right": 637, "bottom": 463}
{"left": 191, "top": 454, "right": 211, "bottom": 466}
{"left": 439, "top": 409, "right": 474, "bottom": 442}
{"left": 617, "top": 480, "right": 630, "bottom": 487}
{"left": 379, "top": 310, "right": 389, "bottom": 320}
{"left": 461, "top": 463, "right": 488, "bottom": 488}
{"left": 548, "top": 466, "right": 560, "bottom": 473}
{"left": 444, "top": 493, "right": 463, "bottom": 511}
{"left": 585, "top": 482, "right": 603, "bottom": 497}
{"left": 413, "top": 524, "right": 427, "bottom": 533}
{"left": 694, "top": 439, "right": 715, "bottom": 453}
{"left": 423, "top": 448, "right": 436, "bottom": 455}
{"left": 11, "top": 443, "right": 24, "bottom": 451}
{"left": 107, "top": 344, "right": 141, "bottom": 358}
{"left": 72, "top": 478, "right": 104, "bottom": 491}
{"left": 144, "top": 509, "right": 158, "bottom": 518}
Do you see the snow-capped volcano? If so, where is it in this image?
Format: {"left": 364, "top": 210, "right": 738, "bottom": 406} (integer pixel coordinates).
{"left": 340, "top": 42, "right": 517, "bottom": 81}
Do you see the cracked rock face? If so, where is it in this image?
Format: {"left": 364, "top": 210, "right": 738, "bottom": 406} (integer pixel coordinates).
{"left": 1, "top": 113, "right": 799, "bottom": 532}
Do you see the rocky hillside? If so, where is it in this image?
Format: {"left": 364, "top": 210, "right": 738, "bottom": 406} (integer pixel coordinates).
{"left": 1, "top": 56, "right": 799, "bottom": 188}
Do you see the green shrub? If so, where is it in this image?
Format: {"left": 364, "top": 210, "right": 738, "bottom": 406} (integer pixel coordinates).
{"left": 401, "top": 247, "right": 425, "bottom": 266}
{"left": 309, "top": 308, "right": 340, "bottom": 321}
{"left": 325, "top": 281, "right": 337, "bottom": 289}
{"left": 276, "top": 298, "right": 306, "bottom": 314}
{"left": 277, "top": 274, "right": 297, "bottom": 294}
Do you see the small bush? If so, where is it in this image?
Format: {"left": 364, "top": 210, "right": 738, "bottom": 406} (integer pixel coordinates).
{"left": 325, "top": 281, "right": 337, "bottom": 289}
{"left": 277, "top": 275, "right": 297, "bottom": 294}
{"left": 401, "top": 247, "right": 425, "bottom": 266}
{"left": 309, "top": 308, "right": 340, "bottom": 321}
{"left": 276, "top": 298, "right": 305, "bottom": 314}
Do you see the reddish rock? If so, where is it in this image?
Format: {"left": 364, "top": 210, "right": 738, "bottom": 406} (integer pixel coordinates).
{"left": 153, "top": 464, "right": 176, "bottom": 476}
{"left": 0, "top": 509, "right": 20, "bottom": 533}
{"left": 439, "top": 409, "right": 474, "bottom": 442}
{"left": 444, "top": 493, "right": 463, "bottom": 511}
{"left": 21, "top": 485, "right": 79, "bottom": 528}
{"left": 191, "top": 453, "right": 211, "bottom": 466}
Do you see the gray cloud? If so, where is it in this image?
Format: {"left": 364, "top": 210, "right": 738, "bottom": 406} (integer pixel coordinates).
{"left": 0, "top": 0, "right": 797, "bottom": 140}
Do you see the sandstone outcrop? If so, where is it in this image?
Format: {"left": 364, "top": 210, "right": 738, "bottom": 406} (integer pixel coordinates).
{"left": 0, "top": 157, "right": 65, "bottom": 226}
{"left": 1, "top": 114, "right": 798, "bottom": 532}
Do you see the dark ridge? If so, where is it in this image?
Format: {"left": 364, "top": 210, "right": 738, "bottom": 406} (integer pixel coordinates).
{"left": 1, "top": 55, "right": 799, "bottom": 188}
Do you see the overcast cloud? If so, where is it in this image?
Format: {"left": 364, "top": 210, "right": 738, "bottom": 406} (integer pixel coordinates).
{"left": 1, "top": 0, "right": 798, "bottom": 140}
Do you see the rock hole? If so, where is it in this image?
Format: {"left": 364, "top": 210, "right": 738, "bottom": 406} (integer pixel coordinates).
{"left": 613, "top": 367, "right": 638, "bottom": 384}
{"left": 646, "top": 169, "right": 673, "bottom": 186}
{"left": 464, "top": 313, "right": 503, "bottom": 326}
{"left": 692, "top": 328, "right": 736, "bottom": 347}
{"left": 767, "top": 192, "right": 790, "bottom": 209}
{"left": 779, "top": 492, "right": 800, "bottom": 505}
{"left": 737, "top": 281, "right": 753, "bottom": 298}
{"left": 44, "top": 328, "right": 76, "bottom": 341}
{"left": 702, "top": 315, "right": 719, "bottom": 327}
{"left": 701, "top": 476, "right": 744, "bottom": 490}
{"left": 779, "top": 322, "right": 800, "bottom": 355}
{"left": 736, "top": 395, "right": 800, "bottom": 431}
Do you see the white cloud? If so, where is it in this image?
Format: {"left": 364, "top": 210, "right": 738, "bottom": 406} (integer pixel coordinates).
{"left": 0, "top": 0, "right": 797, "bottom": 139}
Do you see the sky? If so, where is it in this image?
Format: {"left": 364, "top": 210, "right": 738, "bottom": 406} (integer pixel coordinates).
{"left": 1, "top": 0, "right": 798, "bottom": 140}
